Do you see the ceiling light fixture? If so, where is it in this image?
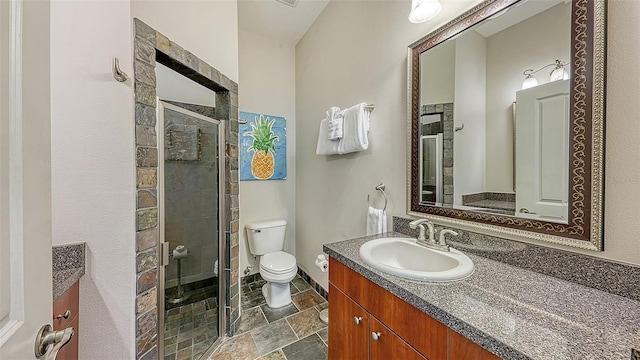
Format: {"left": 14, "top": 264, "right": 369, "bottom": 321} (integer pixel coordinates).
{"left": 409, "top": 0, "right": 442, "bottom": 23}
{"left": 521, "top": 59, "right": 569, "bottom": 89}
{"left": 276, "top": 0, "right": 297, "bottom": 7}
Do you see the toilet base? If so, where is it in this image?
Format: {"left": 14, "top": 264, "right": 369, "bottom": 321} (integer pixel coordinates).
{"left": 262, "top": 282, "right": 292, "bottom": 309}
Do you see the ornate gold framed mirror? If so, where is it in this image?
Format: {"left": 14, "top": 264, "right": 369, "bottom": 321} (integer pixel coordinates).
{"left": 407, "top": 0, "right": 605, "bottom": 250}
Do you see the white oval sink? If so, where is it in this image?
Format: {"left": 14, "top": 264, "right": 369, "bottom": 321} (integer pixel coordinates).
{"left": 359, "top": 237, "right": 474, "bottom": 282}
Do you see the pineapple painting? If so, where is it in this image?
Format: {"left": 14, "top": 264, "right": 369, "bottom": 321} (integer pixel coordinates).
{"left": 239, "top": 112, "right": 287, "bottom": 181}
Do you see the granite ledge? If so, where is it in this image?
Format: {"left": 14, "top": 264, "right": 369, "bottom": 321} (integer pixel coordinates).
{"left": 52, "top": 243, "right": 86, "bottom": 301}
{"left": 324, "top": 233, "right": 640, "bottom": 360}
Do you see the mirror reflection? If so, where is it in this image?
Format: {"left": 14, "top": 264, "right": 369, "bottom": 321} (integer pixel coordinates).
{"left": 418, "top": 0, "right": 571, "bottom": 223}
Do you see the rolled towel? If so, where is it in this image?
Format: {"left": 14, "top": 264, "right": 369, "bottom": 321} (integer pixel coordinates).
{"left": 326, "top": 106, "right": 344, "bottom": 140}
{"left": 338, "top": 103, "right": 370, "bottom": 154}
{"left": 316, "top": 118, "right": 341, "bottom": 155}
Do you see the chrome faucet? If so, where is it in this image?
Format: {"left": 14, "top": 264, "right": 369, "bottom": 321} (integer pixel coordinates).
{"left": 408, "top": 219, "right": 456, "bottom": 252}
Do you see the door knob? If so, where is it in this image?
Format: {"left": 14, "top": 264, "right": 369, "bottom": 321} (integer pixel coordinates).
{"left": 371, "top": 332, "right": 382, "bottom": 341}
{"left": 34, "top": 324, "right": 74, "bottom": 360}
{"left": 353, "top": 316, "right": 363, "bottom": 325}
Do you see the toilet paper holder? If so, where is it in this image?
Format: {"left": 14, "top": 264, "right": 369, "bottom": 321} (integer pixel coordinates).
{"left": 315, "top": 254, "right": 329, "bottom": 272}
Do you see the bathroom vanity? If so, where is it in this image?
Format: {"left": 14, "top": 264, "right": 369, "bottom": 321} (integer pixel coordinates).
{"left": 329, "top": 257, "right": 496, "bottom": 359}
{"left": 52, "top": 243, "right": 86, "bottom": 360}
{"left": 325, "top": 233, "right": 640, "bottom": 359}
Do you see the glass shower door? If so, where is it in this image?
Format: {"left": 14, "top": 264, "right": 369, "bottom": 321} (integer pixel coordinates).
{"left": 158, "top": 101, "right": 225, "bottom": 360}
{"left": 420, "top": 134, "right": 443, "bottom": 204}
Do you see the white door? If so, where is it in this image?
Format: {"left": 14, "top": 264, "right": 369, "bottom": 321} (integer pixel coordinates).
{"left": 515, "top": 79, "right": 570, "bottom": 222}
{"left": 0, "top": 0, "right": 54, "bottom": 358}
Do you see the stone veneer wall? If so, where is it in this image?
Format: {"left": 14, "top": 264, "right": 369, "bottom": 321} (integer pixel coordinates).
{"left": 133, "top": 19, "right": 240, "bottom": 360}
{"left": 423, "top": 102, "right": 454, "bottom": 204}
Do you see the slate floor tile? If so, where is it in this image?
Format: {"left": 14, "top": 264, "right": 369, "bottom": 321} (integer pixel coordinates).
{"left": 250, "top": 319, "right": 297, "bottom": 356}
{"left": 291, "top": 289, "right": 325, "bottom": 311}
{"left": 256, "top": 349, "right": 287, "bottom": 360}
{"left": 291, "top": 277, "right": 311, "bottom": 291}
{"left": 236, "top": 306, "right": 268, "bottom": 334}
{"left": 317, "top": 328, "right": 328, "bottom": 345}
{"left": 260, "top": 302, "right": 299, "bottom": 323}
{"left": 286, "top": 308, "right": 327, "bottom": 339}
{"left": 281, "top": 333, "right": 328, "bottom": 360}
{"left": 210, "top": 332, "right": 258, "bottom": 360}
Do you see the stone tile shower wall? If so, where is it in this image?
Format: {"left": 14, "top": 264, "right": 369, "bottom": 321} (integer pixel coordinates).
{"left": 133, "top": 19, "right": 240, "bottom": 360}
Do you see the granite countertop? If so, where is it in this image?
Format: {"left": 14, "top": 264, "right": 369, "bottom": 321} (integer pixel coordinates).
{"left": 324, "top": 232, "right": 640, "bottom": 360}
{"left": 465, "top": 199, "right": 516, "bottom": 212}
{"left": 52, "top": 243, "right": 86, "bottom": 301}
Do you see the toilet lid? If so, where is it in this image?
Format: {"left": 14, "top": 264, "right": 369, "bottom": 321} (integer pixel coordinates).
{"left": 260, "top": 251, "right": 297, "bottom": 274}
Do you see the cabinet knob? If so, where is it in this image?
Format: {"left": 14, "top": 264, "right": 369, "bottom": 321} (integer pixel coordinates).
{"left": 371, "top": 332, "right": 382, "bottom": 341}
{"left": 55, "top": 310, "right": 71, "bottom": 320}
{"left": 353, "top": 316, "right": 363, "bottom": 325}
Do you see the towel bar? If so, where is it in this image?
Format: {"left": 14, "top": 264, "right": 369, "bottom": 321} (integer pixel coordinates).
{"left": 368, "top": 183, "right": 388, "bottom": 211}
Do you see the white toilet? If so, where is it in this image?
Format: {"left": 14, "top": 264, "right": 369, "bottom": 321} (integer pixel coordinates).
{"left": 246, "top": 219, "right": 297, "bottom": 308}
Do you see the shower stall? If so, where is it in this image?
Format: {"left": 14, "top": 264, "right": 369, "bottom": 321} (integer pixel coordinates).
{"left": 158, "top": 101, "right": 225, "bottom": 359}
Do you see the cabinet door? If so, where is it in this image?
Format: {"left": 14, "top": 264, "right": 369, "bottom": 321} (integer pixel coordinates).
{"left": 370, "top": 317, "right": 426, "bottom": 360}
{"left": 328, "top": 284, "right": 369, "bottom": 360}
{"left": 449, "top": 329, "right": 500, "bottom": 360}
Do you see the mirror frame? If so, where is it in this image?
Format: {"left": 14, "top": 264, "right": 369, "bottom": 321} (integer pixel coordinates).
{"left": 407, "top": 0, "right": 606, "bottom": 251}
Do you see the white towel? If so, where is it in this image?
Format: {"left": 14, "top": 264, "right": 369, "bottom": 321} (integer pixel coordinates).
{"left": 338, "top": 103, "right": 370, "bottom": 155}
{"left": 316, "top": 119, "right": 341, "bottom": 155}
{"left": 366, "top": 206, "right": 387, "bottom": 236}
{"left": 326, "top": 106, "right": 344, "bottom": 140}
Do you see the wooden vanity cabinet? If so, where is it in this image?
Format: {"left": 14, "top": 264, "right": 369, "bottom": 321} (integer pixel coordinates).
{"left": 328, "top": 283, "right": 369, "bottom": 359}
{"left": 329, "top": 284, "right": 425, "bottom": 360}
{"left": 53, "top": 281, "right": 80, "bottom": 360}
{"left": 328, "top": 257, "right": 499, "bottom": 360}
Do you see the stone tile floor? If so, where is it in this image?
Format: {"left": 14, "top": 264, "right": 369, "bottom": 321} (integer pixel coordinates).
{"left": 164, "top": 291, "right": 220, "bottom": 360}
{"left": 209, "top": 274, "right": 329, "bottom": 360}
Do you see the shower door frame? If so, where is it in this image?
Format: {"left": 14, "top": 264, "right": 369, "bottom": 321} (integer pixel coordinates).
{"left": 157, "top": 100, "right": 226, "bottom": 359}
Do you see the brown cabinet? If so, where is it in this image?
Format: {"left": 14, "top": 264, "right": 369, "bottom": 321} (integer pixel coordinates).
{"left": 329, "top": 284, "right": 425, "bottom": 360}
{"left": 329, "top": 257, "right": 499, "bottom": 360}
{"left": 53, "top": 281, "right": 79, "bottom": 360}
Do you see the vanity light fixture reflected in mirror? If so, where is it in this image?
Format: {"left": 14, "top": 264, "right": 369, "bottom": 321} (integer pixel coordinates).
{"left": 409, "top": 0, "right": 442, "bottom": 23}
{"left": 521, "top": 59, "right": 569, "bottom": 89}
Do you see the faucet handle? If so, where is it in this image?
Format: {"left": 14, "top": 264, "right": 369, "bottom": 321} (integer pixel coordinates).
{"left": 409, "top": 218, "right": 428, "bottom": 228}
{"left": 438, "top": 229, "right": 458, "bottom": 245}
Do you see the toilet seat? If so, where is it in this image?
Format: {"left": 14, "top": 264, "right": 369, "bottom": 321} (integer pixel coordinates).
{"left": 260, "top": 251, "right": 297, "bottom": 275}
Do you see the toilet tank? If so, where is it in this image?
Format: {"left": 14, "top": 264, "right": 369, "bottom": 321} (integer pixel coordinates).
{"left": 246, "top": 219, "right": 287, "bottom": 255}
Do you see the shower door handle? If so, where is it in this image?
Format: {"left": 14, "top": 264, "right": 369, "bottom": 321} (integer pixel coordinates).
{"left": 161, "top": 242, "right": 170, "bottom": 266}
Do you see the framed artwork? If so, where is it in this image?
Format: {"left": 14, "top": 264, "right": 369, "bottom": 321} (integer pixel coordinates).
{"left": 239, "top": 111, "right": 287, "bottom": 180}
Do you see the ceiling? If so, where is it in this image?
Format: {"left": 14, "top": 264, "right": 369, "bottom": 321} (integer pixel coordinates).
{"left": 238, "top": 0, "right": 331, "bottom": 45}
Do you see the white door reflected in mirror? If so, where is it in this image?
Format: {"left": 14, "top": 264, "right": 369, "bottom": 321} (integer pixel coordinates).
{"left": 515, "top": 79, "right": 569, "bottom": 222}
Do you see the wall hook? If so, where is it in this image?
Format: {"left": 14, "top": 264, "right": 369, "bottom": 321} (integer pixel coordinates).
{"left": 112, "top": 57, "right": 128, "bottom": 82}
{"left": 454, "top": 123, "right": 464, "bottom": 132}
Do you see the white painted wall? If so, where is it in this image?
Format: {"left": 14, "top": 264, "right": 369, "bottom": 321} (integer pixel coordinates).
{"left": 50, "top": 1, "right": 136, "bottom": 359}
{"left": 131, "top": 0, "right": 239, "bottom": 83}
{"left": 296, "top": 0, "right": 640, "bottom": 293}
{"left": 485, "top": 2, "right": 570, "bottom": 192}
{"left": 453, "top": 31, "right": 486, "bottom": 205}
{"left": 295, "top": 0, "right": 483, "bottom": 290}
{"left": 51, "top": 1, "right": 240, "bottom": 358}
{"left": 420, "top": 40, "right": 455, "bottom": 106}
{"left": 238, "top": 29, "right": 296, "bottom": 276}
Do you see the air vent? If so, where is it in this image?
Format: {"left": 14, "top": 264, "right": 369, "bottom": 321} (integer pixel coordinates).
{"left": 276, "top": 0, "right": 297, "bottom": 7}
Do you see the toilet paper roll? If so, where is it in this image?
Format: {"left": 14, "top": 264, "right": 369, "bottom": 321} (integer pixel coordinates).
{"left": 315, "top": 254, "right": 329, "bottom": 272}
{"left": 173, "top": 245, "right": 188, "bottom": 260}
